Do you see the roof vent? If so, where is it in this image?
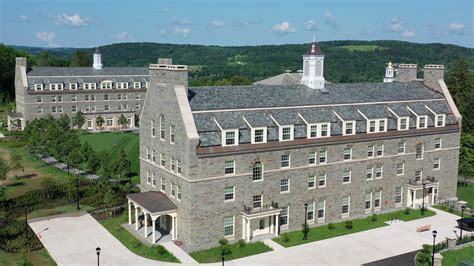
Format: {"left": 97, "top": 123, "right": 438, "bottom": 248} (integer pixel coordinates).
{"left": 284, "top": 70, "right": 292, "bottom": 73}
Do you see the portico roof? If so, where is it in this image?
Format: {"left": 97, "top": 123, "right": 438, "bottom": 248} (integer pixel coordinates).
{"left": 127, "top": 191, "right": 177, "bottom": 214}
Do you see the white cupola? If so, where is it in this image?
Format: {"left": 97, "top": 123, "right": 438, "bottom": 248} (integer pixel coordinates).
{"left": 301, "top": 36, "right": 325, "bottom": 89}
{"left": 383, "top": 62, "right": 394, "bottom": 83}
{"left": 92, "top": 47, "right": 103, "bottom": 70}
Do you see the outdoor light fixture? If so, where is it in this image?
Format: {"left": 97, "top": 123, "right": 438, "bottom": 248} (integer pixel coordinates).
{"left": 421, "top": 182, "right": 426, "bottom": 215}
{"left": 96, "top": 247, "right": 101, "bottom": 266}
{"left": 460, "top": 205, "right": 466, "bottom": 240}
{"left": 303, "top": 203, "right": 309, "bottom": 240}
{"left": 431, "top": 230, "right": 437, "bottom": 266}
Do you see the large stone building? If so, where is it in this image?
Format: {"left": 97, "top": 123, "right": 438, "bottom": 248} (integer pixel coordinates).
{"left": 126, "top": 41, "right": 462, "bottom": 252}
{"left": 8, "top": 48, "right": 149, "bottom": 131}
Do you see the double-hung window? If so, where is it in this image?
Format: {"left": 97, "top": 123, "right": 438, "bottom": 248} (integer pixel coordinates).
{"left": 253, "top": 195, "right": 262, "bottom": 208}
{"left": 223, "top": 130, "right": 238, "bottom": 146}
{"left": 224, "top": 160, "right": 235, "bottom": 175}
{"left": 433, "top": 158, "right": 440, "bottom": 170}
{"left": 224, "top": 216, "right": 234, "bottom": 237}
{"left": 435, "top": 114, "right": 445, "bottom": 127}
{"left": 342, "top": 170, "right": 351, "bottom": 184}
{"left": 280, "top": 179, "right": 290, "bottom": 193}
{"left": 280, "top": 207, "right": 289, "bottom": 226}
{"left": 252, "top": 128, "right": 266, "bottom": 143}
{"left": 365, "top": 192, "right": 372, "bottom": 211}
{"left": 342, "top": 196, "right": 350, "bottom": 217}
{"left": 397, "top": 162, "right": 404, "bottom": 175}
{"left": 343, "top": 147, "right": 352, "bottom": 161}
{"left": 159, "top": 115, "right": 165, "bottom": 140}
{"left": 434, "top": 138, "right": 442, "bottom": 150}
{"left": 252, "top": 162, "right": 263, "bottom": 181}
{"left": 307, "top": 202, "right": 314, "bottom": 221}
{"left": 399, "top": 117, "right": 409, "bottom": 130}
{"left": 367, "top": 145, "right": 374, "bottom": 157}
{"left": 317, "top": 201, "right": 325, "bottom": 221}
{"left": 319, "top": 150, "right": 327, "bottom": 164}
{"left": 374, "top": 191, "right": 382, "bottom": 209}
{"left": 417, "top": 116, "right": 428, "bottom": 129}
{"left": 343, "top": 121, "right": 355, "bottom": 135}
{"left": 308, "top": 152, "right": 316, "bottom": 165}
{"left": 375, "top": 164, "right": 383, "bottom": 179}
{"left": 398, "top": 142, "right": 406, "bottom": 154}
{"left": 415, "top": 170, "right": 422, "bottom": 182}
{"left": 375, "top": 145, "right": 384, "bottom": 157}
{"left": 366, "top": 165, "right": 373, "bottom": 180}
{"left": 395, "top": 187, "right": 403, "bottom": 206}
{"left": 308, "top": 123, "right": 331, "bottom": 138}
{"left": 318, "top": 173, "right": 326, "bottom": 187}
{"left": 308, "top": 175, "right": 315, "bottom": 189}
{"left": 224, "top": 186, "right": 235, "bottom": 201}
{"left": 416, "top": 144, "right": 424, "bottom": 160}
{"left": 35, "top": 84, "right": 43, "bottom": 91}
{"left": 280, "top": 126, "right": 293, "bottom": 141}
{"left": 170, "top": 125, "right": 175, "bottom": 144}
{"left": 281, "top": 154, "right": 290, "bottom": 168}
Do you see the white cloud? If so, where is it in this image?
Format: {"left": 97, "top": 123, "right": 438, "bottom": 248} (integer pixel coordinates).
{"left": 113, "top": 32, "right": 135, "bottom": 42}
{"left": 51, "top": 14, "right": 93, "bottom": 27}
{"left": 390, "top": 17, "right": 403, "bottom": 32}
{"left": 304, "top": 20, "right": 317, "bottom": 31}
{"left": 19, "top": 15, "right": 29, "bottom": 22}
{"left": 173, "top": 26, "right": 190, "bottom": 37}
{"left": 160, "top": 29, "right": 168, "bottom": 37}
{"left": 271, "top": 21, "right": 295, "bottom": 35}
{"left": 173, "top": 18, "right": 192, "bottom": 25}
{"left": 401, "top": 30, "right": 416, "bottom": 38}
{"left": 212, "top": 21, "right": 225, "bottom": 28}
{"left": 36, "top": 32, "right": 59, "bottom": 47}
{"left": 324, "top": 11, "right": 336, "bottom": 26}
{"left": 449, "top": 22, "right": 465, "bottom": 30}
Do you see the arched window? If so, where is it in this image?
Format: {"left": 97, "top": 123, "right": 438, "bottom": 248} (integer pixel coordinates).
{"left": 315, "top": 61, "right": 322, "bottom": 76}
{"left": 151, "top": 120, "right": 155, "bottom": 137}
{"left": 159, "top": 115, "right": 165, "bottom": 140}
{"left": 304, "top": 61, "right": 309, "bottom": 76}
{"left": 252, "top": 162, "right": 263, "bottom": 181}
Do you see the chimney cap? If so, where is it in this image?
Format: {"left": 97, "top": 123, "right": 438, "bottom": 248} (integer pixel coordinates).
{"left": 398, "top": 63, "right": 417, "bottom": 69}
{"left": 424, "top": 64, "right": 444, "bottom": 69}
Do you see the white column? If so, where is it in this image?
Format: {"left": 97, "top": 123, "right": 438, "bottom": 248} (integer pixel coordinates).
{"left": 135, "top": 207, "right": 139, "bottom": 230}
{"left": 128, "top": 202, "right": 132, "bottom": 225}
{"left": 275, "top": 214, "right": 279, "bottom": 236}
{"left": 242, "top": 217, "right": 246, "bottom": 240}
{"left": 270, "top": 216, "right": 274, "bottom": 234}
{"left": 413, "top": 190, "right": 417, "bottom": 208}
{"left": 144, "top": 212, "right": 148, "bottom": 237}
{"left": 431, "top": 187, "right": 436, "bottom": 205}
{"left": 152, "top": 216, "right": 156, "bottom": 244}
{"left": 171, "top": 216, "right": 176, "bottom": 240}
{"left": 246, "top": 218, "right": 251, "bottom": 242}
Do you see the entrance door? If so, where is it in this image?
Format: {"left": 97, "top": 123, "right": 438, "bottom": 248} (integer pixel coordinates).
{"left": 251, "top": 218, "right": 270, "bottom": 237}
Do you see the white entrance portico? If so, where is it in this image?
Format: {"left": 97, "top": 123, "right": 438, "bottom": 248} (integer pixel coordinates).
{"left": 127, "top": 191, "right": 178, "bottom": 244}
{"left": 406, "top": 176, "right": 439, "bottom": 208}
{"left": 241, "top": 202, "right": 281, "bottom": 242}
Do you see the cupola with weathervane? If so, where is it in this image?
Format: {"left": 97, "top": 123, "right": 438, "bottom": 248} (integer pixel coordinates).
{"left": 301, "top": 36, "right": 325, "bottom": 89}
{"left": 93, "top": 47, "right": 103, "bottom": 70}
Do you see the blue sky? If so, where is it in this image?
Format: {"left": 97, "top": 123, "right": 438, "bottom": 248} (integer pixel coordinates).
{"left": 0, "top": 0, "right": 472, "bottom": 48}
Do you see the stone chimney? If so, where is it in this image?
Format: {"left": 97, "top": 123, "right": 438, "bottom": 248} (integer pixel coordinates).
{"left": 158, "top": 58, "right": 173, "bottom": 65}
{"left": 423, "top": 64, "right": 444, "bottom": 92}
{"left": 16, "top": 57, "right": 27, "bottom": 68}
{"left": 397, "top": 64, "right": 418, "bottom": 82}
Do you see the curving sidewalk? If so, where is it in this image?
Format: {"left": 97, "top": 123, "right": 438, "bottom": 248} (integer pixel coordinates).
{"left": 29, "top": 208, "right": 464, "bottom": 265}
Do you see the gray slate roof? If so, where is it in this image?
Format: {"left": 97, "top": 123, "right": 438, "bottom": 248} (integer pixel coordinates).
{"left": 27, "top": 67, "right": 149, "bottom": 77}
{"left": 253, "top": 73, "right": 303, "bottom": 86}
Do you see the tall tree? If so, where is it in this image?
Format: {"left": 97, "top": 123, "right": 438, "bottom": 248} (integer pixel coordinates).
{"left": 115, "top": 150, "right": 131, "bottom": 179}
{"left": 0, "top": 158, "right": 9, "bottom": 187}
{"left": 118, "top": 115, "right": 128, "bottom": 128}
{"left": 96, "top": 116, "right": 105, "bottom": 131}
{"left": 73, "top": 112, "right": 85, "bottom": 129}
{"left": 71, "top": 50, "right": 91, "bottom": 67}
{"left": 58, "top": 113, "right": 71, "bottom": 131}
{"left": 446, "top": 60, "right": 473, "bottom": 133}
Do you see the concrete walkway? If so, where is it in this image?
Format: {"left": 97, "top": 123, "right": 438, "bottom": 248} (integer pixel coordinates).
{"left": 29, "top": 208, "right": 467, "bottom": 265}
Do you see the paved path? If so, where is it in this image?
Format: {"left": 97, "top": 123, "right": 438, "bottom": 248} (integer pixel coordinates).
{"left": 29, "top": 208, "right": 467, "bottom": 265}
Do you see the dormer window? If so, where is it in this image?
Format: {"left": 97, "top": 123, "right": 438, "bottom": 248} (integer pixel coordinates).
{"left": 117, "top": 82, "right": 128, "bottom": 89}
{"left": 34, "top": 84, "right": 43, "bottom": 91}
{"left": 417, "top": 116, "right": 428, "bottom": 129}
{"left": 223, "top": 129, "right": 238, "bottom": 146}
{"left": 367, "top": 119, "right": 387, "bottom": 134}
{"left": 133, "top": 82, "right": 141, "bottom": 89}
{"left": 251, "top": 127, "right": 267, "bottom": 144}
{"left": 101, "top": 81, "right": 112, "bottom": 89}
{"left": 70, "top": 83, "right": 77, "bottom": 90}
{"left": 343, "top": 121, "right": 355, "bottom": 136}
{"left": 84, "top": 83, "right": 96, "bottom": 90}
{"left": 307, "top": 123, "right": 331, "bottom": 138}
{"left": 369, "top": 121, "right": 376, "bottom": 133}
{"left": 435, "top": 114, "right": 445, "bottom": 127}
{"left": 279, "top": 126, "right": 294, "bottom": 141}
{"left": 398, "top": 117, "right": 409, "bottom": 131}
{"left": 50, "top": 83, "right": 63, "bottom": 90}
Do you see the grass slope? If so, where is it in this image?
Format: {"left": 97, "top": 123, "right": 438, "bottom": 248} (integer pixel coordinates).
{"left": 457, "top": 183, "right": 474, "bottom": 208}
{"left": 190, "top": 242, "right": 272, "bottom": 263}
{"left": 441, "top": 246, "right": 474, "bottom": 265}
{"left": 0, "top": 249, "right": 56, "bottom": 266}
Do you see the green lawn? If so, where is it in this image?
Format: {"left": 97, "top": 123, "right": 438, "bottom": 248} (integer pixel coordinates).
{"left": 190, "top": 241, "right": 272, "bottom": 263}
{"left": 457, "top": 183, "right": 474, "bottom": 208}
{"left": 0, "top": 141, "right": 75, "bottom": 199}
{"left": 79, "top": 132, "right": 139, "bottom": 183}
{"left": 441, "top": 246, "right": 474, "bottom": 265}
{"left": 274, "top": 209, "right": 436, "bottom": 247}
{"left": 98, "top": 213, "right": 179, "bottom": 263}
{"left": 28, "top": 204, "right": 94, "bottom": 219}
{"left": 0, "top": 249, "right": 56, "bottom": 266}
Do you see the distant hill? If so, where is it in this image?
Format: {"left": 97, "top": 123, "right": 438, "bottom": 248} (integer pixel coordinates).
{"left": 10, "top": 40, "right": 474, "bottom": 84}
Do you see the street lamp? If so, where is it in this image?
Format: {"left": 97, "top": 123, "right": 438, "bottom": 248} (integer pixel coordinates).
{"left": 76, "top": 177, "right": 80, "bottom": 211}
{"left": 303, "top": 203, "right": 308, "bottom": 240}
{"left": 431, "top": 230, "right": 437, "bottom": 266}
{"left": 96, "top": 247, "right": 101, "bottom": 266}
{"left": 421, "top": 183, "right": 426, "bottom": 215}
{"left": 221, "top": 250, "right": 226, "bottom": 266}
{"left": 460, "top": 205, "right": 466, "bottom": 240}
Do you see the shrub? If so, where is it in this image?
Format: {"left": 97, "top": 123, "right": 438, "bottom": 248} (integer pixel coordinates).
{"left": 404, "top": 208, "right": 410, "bottom": 215}
{"left": 16, "top": 254, "right": 33, "bottom": 266}
{"left": 238, "top": 239, "right": 246, "bottom": 248}
{"left": 371, "top": 214, "right": 378, "bottom": 222}
{"left": 327, "top": 223, "right": 335, "bottom": 230}
{"left": 345, "top": 220, "right": 353, "bottom": 229}
{"left": 281, "top": 233, "right": 290, "bottom": 242}
{"left": 218, "top": 238, "right": 229, "bottom": 246}
{"left": 156, "top": 245, "right": 167, "bottom": 256}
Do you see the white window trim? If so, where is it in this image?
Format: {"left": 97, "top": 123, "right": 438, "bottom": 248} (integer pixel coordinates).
{"left": 224, "top": 160, "right": 235, "bottom": 176}
{"left": 376, "top": 144, "right": 384, "bottom": 157}
{"left": 170, "top": 125, "right": 175, "bottom": 144}
{"left": 366, "top": 119, "right": 388, "bottom": 133}
{"left": 398, "top": 117, "right": 410, "bottom": 131}
{"left": 342, "top": 170, "right": 351, "bottom": 184}
{"left": 34, "top": 84, "right": 43, "bottom": 91}
{"left": 434, "top": 138, "right": 442, "bottom": 150}
{"left": 251, "top": 127, "right": 267, "bottom": 144}
{"left": 395, "top": 187, "right": 403, "bottom": 207}
{"left": 366, "top": 165, "right": 374, "bottom": 180}
{"left": 416, "top": 144, "right": 424, "bottom": 160}
{"left": 398, "top": 142, "right": 406, "bottom": 154}
{"left": 308, "top": 175, "right": 316, "bottom": 190}
{"left": 222, "top": 129, "right": 239, "bottom": 147}
{"left": 397, "top": 162, "right": 405, "bottom": 176}
{"left": 434, "top": 158, "right": 441, "bottom": 170}
{"left": 151, "top": 173, "right": 156, "bottom": 187}
{"left": 318, "top": 173, "right": 327, "bottom": 188}
{"left": 224, "top": 186, "right": 235, "bottom": 202}
{"left": 375, "top": 165, "right": 383, "bottom": 179}
{"left": 307, "top": 123, "right": 331, "bottom": 139}
{"left": 435, "top": 114, "right": 446, "bottom": 127}
{"left": 343, "top": 147, "right": 352, "bottom": 161}
{"left": 146, "top": 170, "right": 151, "bottom": 184}
{"left": 281, "top": 154, "right": 291, "bottom": 169}
{"left": 69, "top": 83, "right": 77, "bottom": 90}
{"left": 134, "top": 81, "right": 141, "bottom": 89}
{"left": 342, "top": 120, "right": 356, "bottom": 136}
{"left": 280, "top": 178, "right": 290, "bottom": 194}
{"left": 317, "top": 200, "right": 326, "bottom": 222}
{"left": 279, "top": 125, "right": 294, "bottom": 141}
{"left": 224, "top": 216, "right": 235, "bottom": 238}
{"left": 365, "top": 192, "right": 372, "bottom": 213}
{"left": 319, "top": 150, "right": 328, "bottom": 164}
{"left": 307, "top": 202, "right": 315, "bottom": 223}
{"left": 374, "top": 191, "right": 382, "bottom": 211}
{"left": 416, "top": 115, "right": 428, "bottom": 129}
{"left": 342, "top": 196, "right": 351, "bottom": 218}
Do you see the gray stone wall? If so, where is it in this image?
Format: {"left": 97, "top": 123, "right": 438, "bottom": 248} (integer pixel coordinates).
{"left": 397, "top": 64, "right": 418, "bottom": 82}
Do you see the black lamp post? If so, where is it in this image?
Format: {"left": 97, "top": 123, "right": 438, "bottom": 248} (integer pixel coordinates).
{"left": 76, "top": 177, "right": 80, "bottom": 211}
{"left": 431, "top": 230, "right": 437, "bottom": 266}
{"left": 460, "top": 205, "right": 466, "bottom": 240}
{"left": 421, "top": 183, "right": 426, "bottom": 215}
{"left": 303, "top": 203, "right": 308, "bottom": 240}
{"left": 221, "top": 250, "right": 226, "bottom": 266}
{"left": 96, "top": 247, "right": 101, "bottom": 266}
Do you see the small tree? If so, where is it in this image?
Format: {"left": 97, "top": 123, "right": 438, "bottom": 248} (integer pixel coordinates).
{"left": 73, "top": 111, "right": 85, "bottom": 129}
{"left": 118, "top": 115, "right": 128, "bottom": 129}
{"left": 96, "top": 116, "right": 105, "bottom": 131}
{"left": 218, "top": 238, "right": 231, "bottom": 256}
{"left": 0, "top": 158, "right": 9, "bottom": 187}
{"left": 115, "top": 150, "right": 131, "bottom": 179}
{"left": 9, "top": 152, "right": 23, "bottom": 178}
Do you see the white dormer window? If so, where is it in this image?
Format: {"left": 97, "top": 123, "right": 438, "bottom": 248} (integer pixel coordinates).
{"left": 367, "top": 119, "right": 387, "bottom": 133}
{"left": 223, "top": 129, "right": 238, "bottom": 146}
{"left": 307, "top": 123, "right": 331, "bottom": 139}
{"left": 398, "top": 117, "right": 409, "bottom": 131}
{"left": 50, "top": 83, "right": 63, "bottom": 90}
{"left": 69, "top": 83, "right": 77, "bottom": 90}
{"left": 251, "top": 127, "right": 267, "bottom": 144}
{"left": 435, "top": 114, "right": 445, "bottom": 127}
{"left": 133, "top": 82, "right": 141, "bottom": 89}
{"left": 343, "top": 121, "right": 356, "bottom": 136}
{"left": 101, "top": 81, "right": 112, "bottom": 89}
{"left": 34, "top": 84, "right": 43, "bottom": 91}
{"left": 417, "top": 116, "right": 428, "bottom": 129}
{"left": 146, "top": 82, "right": 150, "bottom": 88}
{"left": 117, "top": 82, "right": 128, "bottom": 89}
{"left": 368, "top": 120, "right": 376, "bottom": 133}
{"left": 279, "top": 126, "right": 294, "bottom": 141}
{"left": 84, "top": 83, "right": 96, "bottom": 90}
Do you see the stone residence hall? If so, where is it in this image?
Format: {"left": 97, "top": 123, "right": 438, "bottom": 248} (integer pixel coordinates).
{"left": 126, "top": 41, "right": 461, "bottom": 251}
